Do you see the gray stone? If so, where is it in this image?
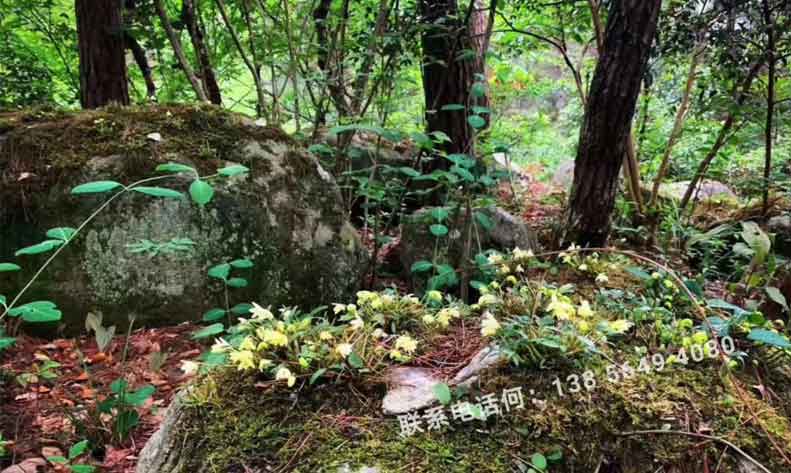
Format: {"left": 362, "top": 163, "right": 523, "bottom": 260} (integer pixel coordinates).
{"left": 450, "top": 344, "right": 506, "bottom": 388}
{"left": 650, "top": 180, "right": 737, "bottom": 202}
{"left": 337, "top": 464, "right": 381, "bottom": 473}
{"left": 0, "top": 107, "right": 367, "bottom": 331}
{"left": 400, "top": 206, "right": 537, "bottom": 290}
{"left": 769, "top": 214, "right": 791, "bottom": 256}
{"left": 381, "top": 366, "right": 443, "bottom": 415}
{"left": 136, "top": 392, "right": 190, "bottom": 473}
{"left": 551, "top": 160, "right": 576, "bottom": 189}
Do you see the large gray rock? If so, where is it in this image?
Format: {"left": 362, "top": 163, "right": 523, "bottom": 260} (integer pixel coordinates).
{"left": 649, "top": 179, "right": 737, "bottom": 202}
{"left": 400, "top": 207, "right": 538, "bottom": 290}
{"left": 769, "top": 214, "right": 791, "bottom": 256}
{"left": 0, "top": 106, "right": 366, "bottom": 331}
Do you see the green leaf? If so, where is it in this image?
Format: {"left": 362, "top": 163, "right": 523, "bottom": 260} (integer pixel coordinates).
{"left": 69, "top": 440, "right": 90, "bottom": 460}
{"left": 231, "top": 303, "right": 253, "bottom": 315}
{"left": 429, "top": 224, "right": 448, "bottom": 237}
{"left": 309, "top": 368, "right": 328, "bottom": 385}
{"left": 218, "top": 164, "right": 250, "bottom": 177}
{"left": 46, "top": 227, "right": 77, "bottom": 241}
{"left": 747, "top": 328, "right": 791, "bottom": 349}
{"left": 47, "top": 456, "right": 68, "bottom": 464}
{"left": 471, "top": 82, "right": 486, "bottom": 98}
{"left": 110, "top": 378, "right": 128, "bottom": 394}
{"left": 0, "top": 337, "right": 16, "bottom": 351}
{"left": 227, "top": 277, "right": 248, "bottom": 288}
{"left": 0, "top": 263, "right": 21, "bottom": 272}
{"left": 230, "top": 258, "right": 254, "bottom": 269}
{"left": 189, "top": 180, "right": 214, "bottom": 207}
{"left": 125, "top": 385, "right": 155, "bottom": 406}
{"left": 399, "top": 167, "right": 421, "bottom": 178}
{"left": 467, "top": 115, "right": 486, "bottom": 129}
{"left": 440, "top": 104, "right": 465, "bottom": 111}
{"left": 348, "top": 351, "right": 364, "bottom": 369}
{"left": 531, "top": 453, "right": 548, "bottom": 470}
{"left": 208, "top": 263, "right": 231, "bottom": 281}
{"left": 156, "top": 162, "right": 196, "bottom": 174}
{"left": 765, "top": 287, "right": 789, "bottom": 311}
{"left": 432, "top": 383, "right": 451, "bottom": 405}
{"left": 203, "top": 308, "right": 227, "bottom": 322}
{"left": 192, "top": 323, "right": 225, "bottom": 340}
{"left": 71, "top": 180, "right": 123, "bottom": 194}
{"left": 475, "top": 212, "right": 494, "bottom": 231}
{"left": 9, "top": 301, "right": 62, "bottom": 323}
{"left": 430, "top": 207, "right": 450, "bottom": 222}
{"left": 70, "top": 458, "right": 94, "bottom": 470}
{"left": 625, "top": 267, "right": 651, "bottom": 281}
{"left": 131, "top": 186, "right": 184, "bottom": 199}
{"left": 471, "top": 106, "right": 491, "bottom": 115}
{"left": 451, "top": 165, "right": 475, "bottom": 182}
{"left": 411, "top": 260, "right": 434, "bottom": 273}
{"left": 15, "top": 239, "right": 63, "bottom": 256}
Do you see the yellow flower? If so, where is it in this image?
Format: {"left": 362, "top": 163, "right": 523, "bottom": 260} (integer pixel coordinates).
{"left": 356, "top": 290, "right": 378, "bottom": 305}
{"left": 275, "top": 367, "right": 296, "bottom": 387}
{"left": 487, "top": 253, "right": 503, "bottom": 265}
{"left": 422, "top": 313, "right": 437, "bottom": 325}
{"left": 389, "top": 349, "right": 405, "bottom": 361}
{"left": 299, "top": 357, "right": 309, "bottom": 368}
{"left": 505, "top": 275, "right": 518, "bottom": 285}
{"left": 480, "top": 311, "right": 501, "bottom": 337}
{"left": 180, "top": 360, "right": 200, "bottom": 375}
{"left": 230, "top": 350, "right": 256, "bottom": 371}
{"left": 333, "top": 303, "right": 347, "bottom": 314}
{"left": 258, "top": 359, "right": 273, "bottom": 371}
{"left": 249, "top": 302, "right": 273, "bottom": 320}
{"left": 349, "top": 317, "right": 364, "bottom": 331}
{"left": 478, "top": 294, "right": 498, "bottom": 306}
{"left": 319, "top": 330, "right": 334, "bottom": 341}
{"left": 576, "top": 320, "right": 591, "bottom": 333}
{"left": 512, "top": 247, "right": 533, "bottom": 259}
{"left": 239, "top": 336, "right": 256, "bottom": 351}
{"left": 335, "top": 343, "right": 353, "bottom": 358}
{"left": 577, "top": 300, "right": 594, "bottom": 318}
{"left": 651, "top": 272, "right": 662, "bottom": 280}
{"left": 403, "top": 295, "right": 420, "bottom": 305}
{"left": 258, "top": 328, "right": 288, "bottom": 347}
{"left": 692, "top": 331, "right": 708, "bottom": 345}
{"left": 578, "top": 264, "right": 588, "bottom": 272}
{"left": 547, "top": 295, "right": 576, "bottom": 320}
{"left": 608, "top": 319, "right": 633, "bottom": 334}
{"left": 395, "top": 335, "right": 418, "bottom": 354}
{"left": 436, "top": 311, "right": 451, "bottom": 327}
{"left": 427, "top": 290, "right": 443, "bottom": 303}
{"left": 515, "top": 264, "right": 525, "bottom": 273}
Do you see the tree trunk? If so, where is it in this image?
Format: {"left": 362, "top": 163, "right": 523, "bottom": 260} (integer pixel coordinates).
{"left": 419, "top": 0, "right": 482, "bottom": 162}
{"left": 154, "top": 0, "right": 208, "bottom": 102}
{"left": 182, "top": 0, "right": 222, "bottom": 105}
{"left": 762, "top": 0, "right": 775, "bottom": 215}
{"left": 124, "top": 32, "right": 156, "bottom": 100}
{"left": 561, "top": 0, "right": 662, "bottom": 248}
{"left": 75, "top": 0, "right": 130, "bottom": 109}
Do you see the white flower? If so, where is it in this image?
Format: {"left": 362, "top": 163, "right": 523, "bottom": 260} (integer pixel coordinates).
{"left": 512, "top": 247, "right": 534, "bottom": 259}
{"left": 335, "top": 343, "right": 353, "bottom": 358}
{"left": 480, "top": 312, "right": 501, "bottom": 337}
{"left": 275, "top": 367, "right": 296, "bottom": 387}
{"left": 478, "top": 294, "right": 499, "bottom": 306}
{"left": 577, "top": 300, "right": 594, "bottom": 318}
{"left": 349, "top": 317, "right": 364, "bottom": 331}
{"left": 249, "top": 302, "right": 274, "bottom": 320}
{"left": 578, "top": 264, "right": 588, "bottom": 272}
{"left": 394, "top": 335, "right": 418, "bottom": 354}
{"left": 180, "top": 360, "right": 200, "bottom": 375}
{"left": 210, "top": 337, "right": 232, "bottom": 353}
{"left": 372, "top": 328, "right": 387, "bottom": 338}
{"left": 319, "top": 330, "right": 334, "bottom": 341}
{"left": 333, "top": 303, "right": 347, "bottom": 314}
{"left": 595, "top": 273, "right": 609, "bottom": 285}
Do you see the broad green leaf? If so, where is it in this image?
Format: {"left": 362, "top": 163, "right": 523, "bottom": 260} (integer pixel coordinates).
{"left": 208, "top": 263, "right": 231, "bottom": 280}
{"left": 0, "top": 337, "right": 16, "bottom": 351}
{"left": 230, "top": 258, "right": 254, "bottom": 269}
{"left": 446, "top": 153, "right": 475, "bottom": 168}
{"left": 472, "top": 105, "right": 491, "bottom": 115}
{"left": 310, "top": 368, "right": 328, "bottom": 385}
{"left": 431, "top": 207, "right": 450, "bottom": 222}
{"left": 451, "top": 165, "right": 475, "bottom": 182}
{"left": 747, "top": 328, "right": 791, "bottom": 349}
{"left": 399, "top": 167, "right": 421, "bottom": 178}
{"left": 231, "top": 303, "right": 253, "bottom": 315}
{"left": 46, "top": 227, "right": 77, "bottom": 241}
{"left": 531, "top": 453, "right": 548, "bottom": 470}
{"left": 467, "top": 115, "right": 486, "bottom": 129}
{"left": 411, "top": 260, "right": 434, "bottom": 273}
{"left": 471, "top": 82, "right": 486, "bottom": 98}
{"left": 432, "top": 383, "right": 451, "bottom": 405}
{"left": 15, "top": 239, "right": 63, "bottom": 256}
{"left": 440, "top": 104, "right": 465, "bottom": 111}
{"left": 132, "top": 186, "right": 184, "bottom": 199}
{"left": 71, "top": 465, "right": 97, "bottom": 473}
{"left": 189, "top": 180, "right": 214, "bottom": 207}
{"left": 69, "top": 440, "right": 90, "bottom": 460}
{"left": 218, "top": 164, "right": 250, "bottom": 177}
{"left": 47, "top": 456, "right": 68, "bottom": 464}
{"left": 475, "top": 212, "right": 494, "bottom": 231}
{"left": 765, "top": 287, "right": 789, "bottom": 311}
{"left": 192, "top": 323, "right": 225, "bottom": 340}
{"left": 625, "top": 266, "right": 651, "bottom": 281}
{"left": 429, "top": 224, "right": 448, "bottom": 237}
{"left": 9, "top": 301, "right": 61, "bottom": 322}
{"left": 348, "top": 351, "right": 364, "bottom": 369}
{"left": 125, "top": 385, "right": 155, "bottom": 406}
{"left": 203, "top": 308, "right": 227, "bottom": 322}
{"left": 227, "top": 277, "right": 248, "bottom": 288}
{"left": 110, "top": 378, "right": 128, "bottom": 394}
{"left": 0, "top": 263, "right": 21, "bottom": 272}
{"left": 156, "top": 162, "right": 196, "bottom": 174}
{"left": 71, "top": 181, "right": 123, "bottom": 194}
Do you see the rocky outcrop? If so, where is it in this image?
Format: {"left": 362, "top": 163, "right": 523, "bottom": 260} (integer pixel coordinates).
{"left": 0, "top": 105, "right": 366, "bottom": 330}
{"left": 769, "top": 214, "right": 791, "bottom": 256}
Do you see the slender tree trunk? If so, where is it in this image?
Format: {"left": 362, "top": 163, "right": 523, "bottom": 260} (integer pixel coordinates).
{"left": 124, "top": 31, "right": 156, "bottom": 100}
{"left": 762, "top": 0, "right": 775, "bottom": 215}
{"left": 561, "top": 0, "right": 662, "bottom": 247}
{"left": 75, "top": 0, "right": 130, "bottom": 108}
{"left": 679, "top": 59, "right": 763, "bottom": 211}
{"left": 154, "top": 0, "right": 208, "bottom": 102}
{"left": 182, "top": 0, "right": 222, "bottom": 105}
{"left": 419, "top": 0, "right": 480, "bottom": 161}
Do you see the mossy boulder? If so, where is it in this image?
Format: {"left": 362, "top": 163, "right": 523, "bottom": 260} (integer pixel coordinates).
{"left": 0, "top": 105, "right": 366, "bottom": 331}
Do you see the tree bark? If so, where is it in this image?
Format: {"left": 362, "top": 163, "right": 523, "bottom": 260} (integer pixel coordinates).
{"left": 75, "top": 0, "right": 130, "bottom": 108}
{"left": 561, "top": 0, "right": 662, "bottom": 247}
{"left": 182, "top": 0, "right": 222, "bottom": 105}
{"left": 124, "top": 31, "right": 156, "bottom": 100}
{"left": 762, "top": 0, "right": 775, "bottom": 215}
{"left": 419, "top": 0, "right": 482, "bottom": 161}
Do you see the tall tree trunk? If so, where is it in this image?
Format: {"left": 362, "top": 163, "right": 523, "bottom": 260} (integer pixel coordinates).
{"left": 419, "top": 0, "right": 481, "bottom": 161}
{"left": 154, "top": 0, "right": 208, "bottom": 102}
{"left": 561, "top": 0, "right": 662, "bottom": 247}
{"left": 182, "top": 0, "right": 222, "bottom": 105}
{"left": 762, "top": 0, "right": 775, "bottom": 215}
{"left": 75, "top": 0, "right": 130, "bottom": 108}
{"left": 124, "top": 32, "right": 157, "bottom": 100}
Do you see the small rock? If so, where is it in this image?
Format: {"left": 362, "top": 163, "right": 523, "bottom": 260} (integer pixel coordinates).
{"left": 451, "top": 345, "right": 506, "bottom": 388}
{"left": 381, "top": 367, "right": 443, "bottom": 415}
{"left": 337, "top": 464, "right": 381, "bottom": 473}
{"left": 145, "top": 132, "right": 162, "bottom": 142}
